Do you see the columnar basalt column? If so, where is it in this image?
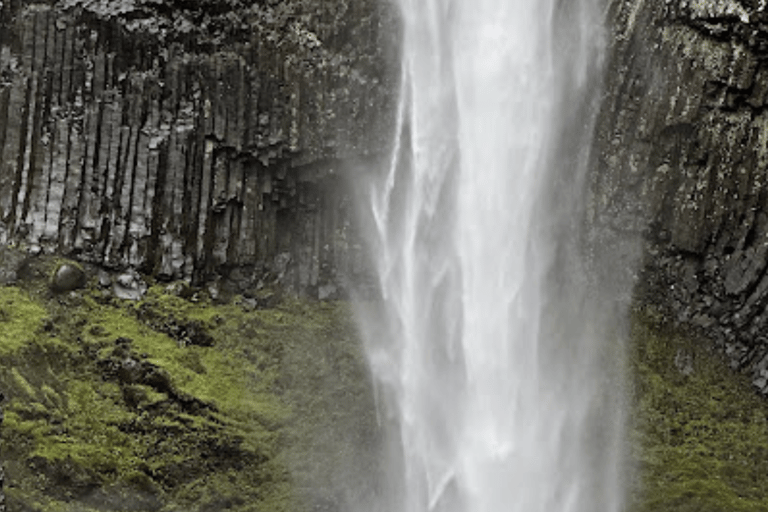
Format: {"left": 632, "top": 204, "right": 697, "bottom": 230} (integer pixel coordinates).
{"left": 593, "top": 0, "right": 768, "bottom": 391}
{"left": 0, "top": 0, "right": 398, "bottom": 296}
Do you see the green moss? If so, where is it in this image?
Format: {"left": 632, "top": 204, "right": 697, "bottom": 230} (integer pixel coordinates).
{"left": 0, "top": 275, "right": 378, "bottom": 512}
{"left": 629, "top": 306, "right": 768, "bottom": 511}
{"left": 11, "top": 367, "right": 38, "bottom": 399}
{"left": 0, "top": 287, "right": 48, "bottom": 354}
{"left": 19, "top": 266, "right": 768, "bottom": 512}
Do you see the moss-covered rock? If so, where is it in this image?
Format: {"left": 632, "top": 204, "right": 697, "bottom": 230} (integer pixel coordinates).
{"left": 49, "top": 262, "right": 86, "bottom": 294}
{"left": 629, "top": 306, "right": 768, "bottom": 511}
{"left": 0, "top": 257, "right": 379, "bottom": 511}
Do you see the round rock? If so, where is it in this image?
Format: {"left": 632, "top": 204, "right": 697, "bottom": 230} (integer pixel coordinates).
{"left": 51, "top": 262, "right": 86, "bottom": 293}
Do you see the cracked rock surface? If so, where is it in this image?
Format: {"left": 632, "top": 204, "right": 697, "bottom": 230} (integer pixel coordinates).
{"left": 0, "top": 0, "right": 397, "bottom": 296}
{"left": 594, "top": 0, "right": 768, "bottom": 392}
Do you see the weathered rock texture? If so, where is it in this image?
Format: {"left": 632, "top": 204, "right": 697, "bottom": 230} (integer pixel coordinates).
{"left": 0, "top": 0, "right": 396, "bottom": 296}
{"left": 594, "top": 0, "right": 768, "bottom": 392}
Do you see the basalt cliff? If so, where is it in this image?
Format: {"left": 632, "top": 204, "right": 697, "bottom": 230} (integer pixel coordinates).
{"left": 0, "top": 0, "right": 397, "bottom": 299}
{"left": 6, "top": 0, "right": 768, "bottom": 358}
{"left": 595, "top": 0, "right": 768, "bottom": 391}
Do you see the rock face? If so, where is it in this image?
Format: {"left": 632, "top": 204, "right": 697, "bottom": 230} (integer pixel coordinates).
{"left": 7, "top": 0, "right": 768, "bottom": 395}
{"left": 0, "top": 0, "right": 397, "bottom": 296}
{"left": 593, "top": 0, "right": 768, "bottom": 391}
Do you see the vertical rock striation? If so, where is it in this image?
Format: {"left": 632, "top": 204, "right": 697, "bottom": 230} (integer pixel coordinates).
{"left": 0, "top": 0, "right": 397, "bottom": 296}
{"left": 594, "top": 0, "right": 768, "bottom": 391}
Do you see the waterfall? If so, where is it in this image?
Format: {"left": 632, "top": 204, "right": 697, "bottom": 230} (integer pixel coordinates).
{"left": 358, "top": 1, "right": 626, "bottom": 511}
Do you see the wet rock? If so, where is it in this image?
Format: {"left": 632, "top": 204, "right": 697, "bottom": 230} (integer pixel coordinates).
{"left": 113, "top": 269, "right": 148, "bottom": 301}
{"left": 206, "top": 282, "right": 221, "bottom": 302}
{"left": 238, "top": 296, "right": 259, "bottom": 311}
{"left": 594, "top": 0, "right": 768, "bottom": 394}
{"left": 50, "top": 262, "right": 86, "bottom": 293}
{"left": 0, "top": 1, "right": 394, "bottom": 295}
{"left": 753, "top": 352, "right": 768, "bottom": 391}
{"left": 98, "top": 341, "right": 176, "bottom": 398}
{"left": 164, "top": 281, "right": 195, "bottom": 299}
{"left": 274, "top": 253, "right": 292, "bottom": 281}
{"left": 0, "top": 247, "right": 25, "bottom": 285}
{"left": 691, "top": 314, "right": 716, "bottom": 330}
{"left": 98, "top": 270, "right": 112, "bottom": 288}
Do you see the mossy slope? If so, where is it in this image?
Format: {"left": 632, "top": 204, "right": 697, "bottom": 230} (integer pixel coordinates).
{"left": 9, "top": 256, "right": 768, "bottom": 511}
{"left": 0, "top": 264, "right": 378, "bottom": 511}
{"left": 630, "top": 307, "right": 768, "bottom": 512}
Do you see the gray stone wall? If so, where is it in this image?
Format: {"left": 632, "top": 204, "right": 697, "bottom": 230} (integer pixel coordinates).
{"left": 593, "top": 0, "right": 768, "bottom": 390}
{"left": 0, "top": 0, "right": 397, "bottom": 296}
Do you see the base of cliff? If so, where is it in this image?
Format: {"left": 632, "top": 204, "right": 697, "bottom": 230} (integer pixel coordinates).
{"left": 0, "top": 253, "right": 379, "bottom": 512}
{"left": 629, "top": 304, "right": 768, "bottom": 512}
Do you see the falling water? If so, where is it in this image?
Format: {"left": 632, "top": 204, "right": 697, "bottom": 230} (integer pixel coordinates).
{"left": 360, "top": 1, "right": 625, "bottom": 512}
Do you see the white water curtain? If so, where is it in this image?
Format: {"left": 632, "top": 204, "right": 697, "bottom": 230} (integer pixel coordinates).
{"left": 361, "top": 1, "right": 624, "bottom": 511}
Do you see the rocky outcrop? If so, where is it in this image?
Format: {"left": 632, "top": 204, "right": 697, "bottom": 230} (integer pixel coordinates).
{"left": 0, "top": 0, "right": 397, "bottom": 296}
{"left": 593, "top": 0, "right": 768, "bottom": 391}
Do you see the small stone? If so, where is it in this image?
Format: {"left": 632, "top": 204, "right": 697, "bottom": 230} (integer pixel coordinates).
{"left": 239, "top": 296, "right": 258, "bottom": 311}
{"left": 98, "top": 270, "right": 112, "bottom": 288}
{"left": 207, "top": 282, "right": 220, "bottom": 301}
{"left": 113, "top": 269, "right": 147, "bottom": 300}
{"left": 50, "top": 262, "right": 85, "bottom": 293}
{"left": 165, "top": 281, "right": 194, "bottom": 298}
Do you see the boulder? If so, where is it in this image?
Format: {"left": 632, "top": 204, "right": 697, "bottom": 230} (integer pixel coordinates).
{"left": 50, "top": 262, "right": 86, "bottom": 293}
